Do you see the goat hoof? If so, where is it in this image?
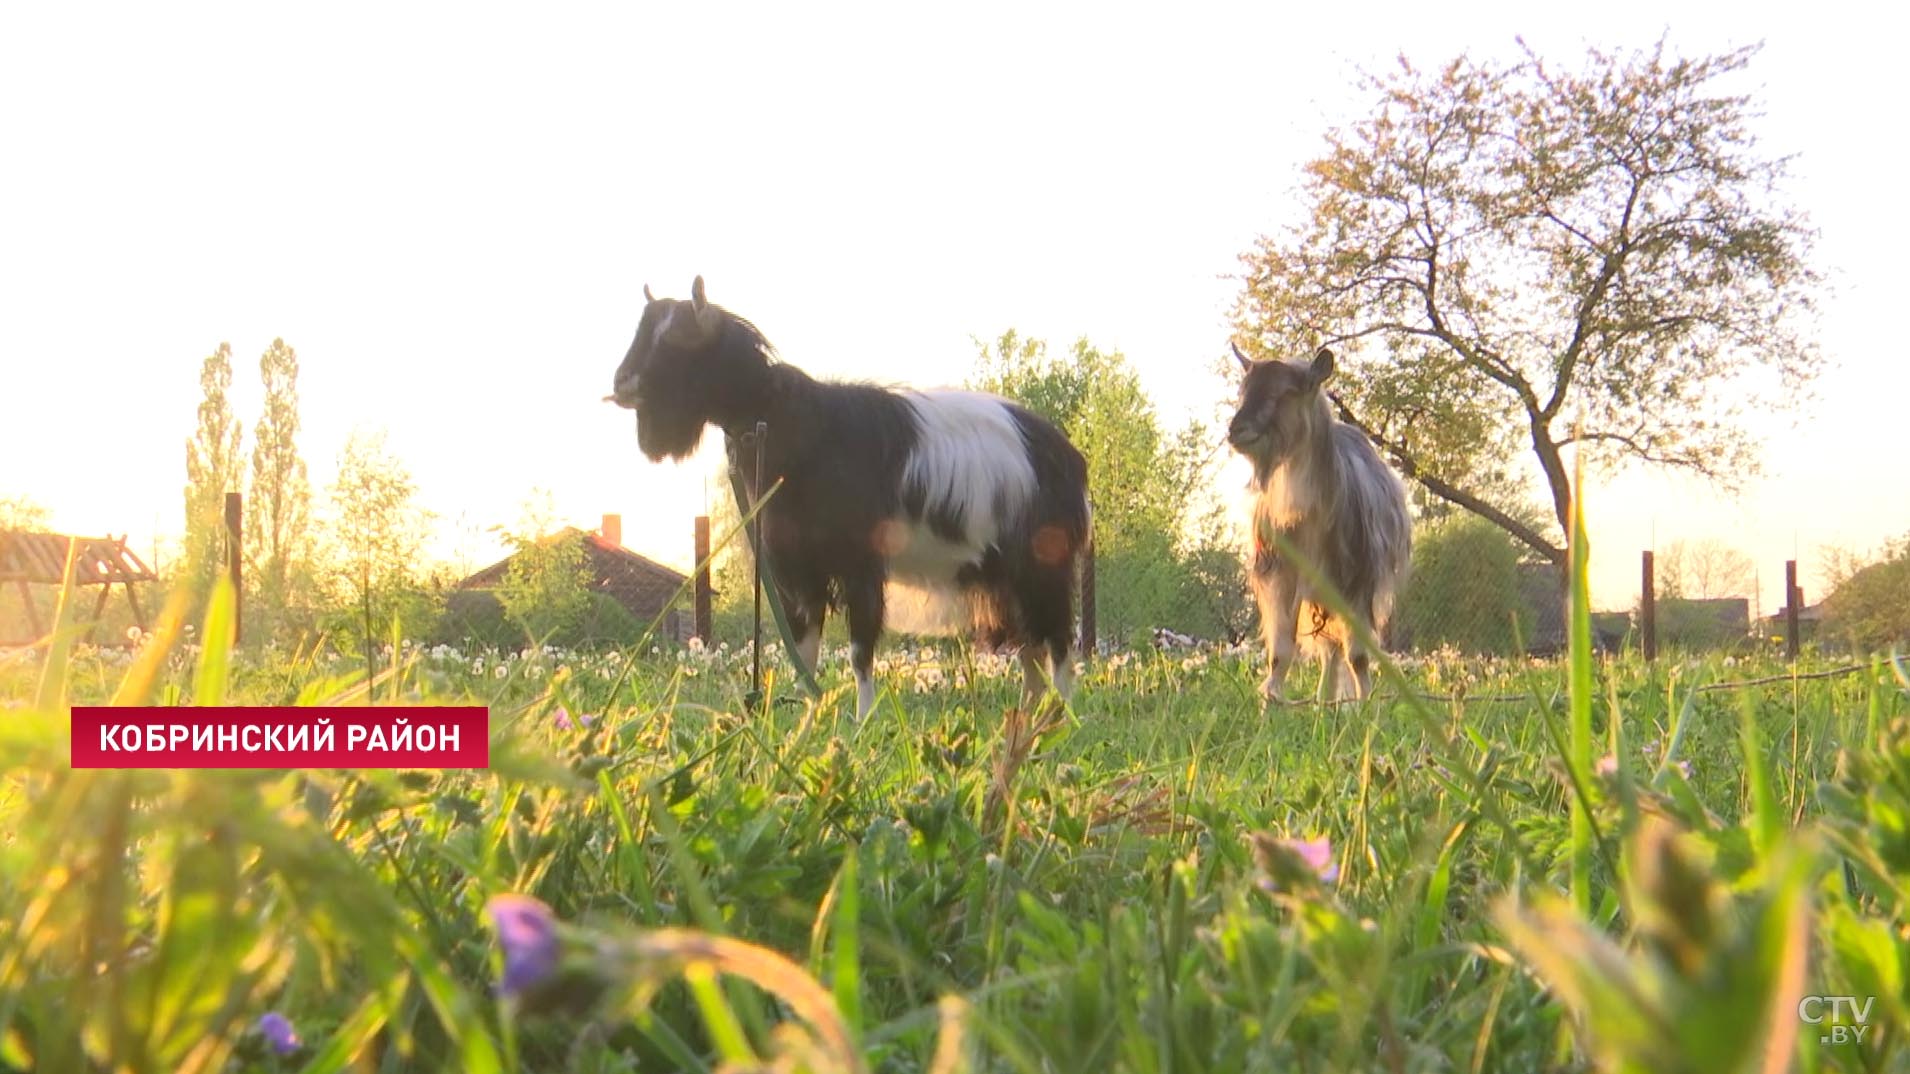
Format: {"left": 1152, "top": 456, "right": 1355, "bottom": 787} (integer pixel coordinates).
{"left": 1258, "top": 677, "right": 1291, "bottom": 705}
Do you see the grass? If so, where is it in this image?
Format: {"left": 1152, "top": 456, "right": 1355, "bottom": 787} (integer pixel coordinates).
{"left": 2, "top": 567, "right": 1909, "bottom": 1072}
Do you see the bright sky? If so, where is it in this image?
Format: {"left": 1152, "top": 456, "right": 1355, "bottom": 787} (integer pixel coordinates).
{"left": 3, "top": 2, "right": 1904, "bottom": 616}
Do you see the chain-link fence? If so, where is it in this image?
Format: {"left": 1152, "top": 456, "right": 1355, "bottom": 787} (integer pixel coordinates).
{"left": 1082, "top": 523, "right": 1845, "bottom": 660}
{"left": 668, "top": 510, "right": 1876, "bottom": 662}
{"left": 1072, "top": 536, "right": 1574, "bottom": 658}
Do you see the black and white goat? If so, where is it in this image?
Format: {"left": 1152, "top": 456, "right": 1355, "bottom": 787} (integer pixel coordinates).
{"left": 609, "top": 277, "right": 1091, "bottom": 719}
{"left": 1227, "top": 343, "right": 1411, "bottom": 703}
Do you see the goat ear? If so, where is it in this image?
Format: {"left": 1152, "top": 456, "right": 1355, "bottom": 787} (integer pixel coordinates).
{"left": 644, "top": 283, "right": 656, "bottom": 303}
{"left": 690, "top": 276, "right": 707, "bottom": 311}
{"left": 1309, "top": 347, "right": 1336, "bottom": 385}
{"left": 1231, "top": 341, "right": 1253, "bottom": 372}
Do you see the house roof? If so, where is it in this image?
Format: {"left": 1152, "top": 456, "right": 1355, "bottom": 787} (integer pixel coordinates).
{"left": 0, "top": 531, "right": 157, "bottom": 586}
{"left": 459, "top": 528, "right": 690, "bottom": 615}
{"left": 1760, "top": 600, "right": 1827, "bottom": 624}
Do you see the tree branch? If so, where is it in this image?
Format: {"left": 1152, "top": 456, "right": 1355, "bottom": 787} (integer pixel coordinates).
{"left": 1543, "top": 173, "right": 1643, "bottom": 420}
{"left": 1553, "top": 429, "right": 1725, "bottom": 477}
{"left": 1328, "top": 393, "right": 1565, "bottom": 564}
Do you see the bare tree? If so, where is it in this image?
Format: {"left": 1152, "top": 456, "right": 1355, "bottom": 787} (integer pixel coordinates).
{"left": 1657, "top": 538, "right": 1757, "bottom": 599}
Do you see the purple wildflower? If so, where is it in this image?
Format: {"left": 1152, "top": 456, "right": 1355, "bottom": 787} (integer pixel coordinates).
{"left": 1286, "top": 836, "right": 1340, "bottom": 884}
{"left": 1248, "top": 831, "right": 1341, "bottom": 892}
{"left": 553, "top": 707, "right": 573, "bottom": 731}
{"left": 257, "top": 1011, "right": 300, "bottom": 1055}
{"left": 487, "top": 893, "right": 560, "bottom": 997}
{"left": 580, "top": 713, "right": 599, "bottom": 728}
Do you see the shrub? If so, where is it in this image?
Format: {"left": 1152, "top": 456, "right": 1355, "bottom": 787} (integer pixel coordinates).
{"left": 1399, "top": 514, "right": 1529, "bottom": 655}
{"left": 1822, "top": 535, "right": 1910, "bottom": 654}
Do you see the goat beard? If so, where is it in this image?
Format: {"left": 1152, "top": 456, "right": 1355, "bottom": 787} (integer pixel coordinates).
{"left": 634, "top": 408, "right": 705, "bottom": 462}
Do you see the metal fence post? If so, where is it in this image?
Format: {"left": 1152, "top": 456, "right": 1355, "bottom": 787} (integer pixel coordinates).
{"left": 1640, "top": 550, "right": 1656, "bottom": 662}
{"left": 693, "top": 515, "right": 713, "bottom": 644}
{"left": 1784, "top": 559, "right": 1801, "bottom": 661}
{"left": 1078, "top": 539, "right": 1096, "bottom": 659}
{"left": 224, "top": 491, "right": 243, "bottom": 645}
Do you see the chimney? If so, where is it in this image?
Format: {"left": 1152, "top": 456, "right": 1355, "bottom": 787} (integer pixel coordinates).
{"left": 601, "top": 513, "right": 622, "bottom": 548}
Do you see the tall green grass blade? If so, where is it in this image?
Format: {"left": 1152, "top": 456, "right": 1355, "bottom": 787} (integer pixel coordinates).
{"left": 194, "top": 575, "right": 237, "bottom": 707}
{"left": 1653, "top": 682, "right": 1699, "bottom": 789}
{"left": 1568, "top": 455, "right": 1595, "bottom": 916}
{"left": 685, "top": 962, "right": 755, "bottom": 1066}
{"left": 401, "top": 935, "right": 504, "bottom": 1074}
{"left": 109, "top": 583, "right": 195, "bottom": 707}
{"left": 32, "top": 537, "right": 82, "bottom": 712}
{"left": 1740, "top": 692, "right": 1781, "bottom": 860}
{"left": 723, "top": 468, "right": 822, "bottom": 699}
{"left": 294, "top": 976, "right": 403, "bottom": 1074}
{"left": 816, "top": 848, "right": 864, "bottom": 1039}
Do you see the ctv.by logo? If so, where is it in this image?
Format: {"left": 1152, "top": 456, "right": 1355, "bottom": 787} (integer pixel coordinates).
{"left": 1798, "top": 996, "right": 1875, "bottom": 1045}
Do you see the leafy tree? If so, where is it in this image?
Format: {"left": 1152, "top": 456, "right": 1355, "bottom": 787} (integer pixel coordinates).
{"left": 324, "top": 429, "right": 436, "bottom": 665}
{"left": 1234, "top": 41, "right": 1821, "bottom": 566}
{"left": 0, "top": 496, "right": 49, "bottom": 532}
{"left": 1399, "top": 514, "right": 1529, "bottom": 655}
{"left": 246, "top": 338, "right": 315, "bottom": 640}
{"left": 973, "top": 331, "right": 1220, "bottom": 643}
{"left": 1178, "top": 500, "right": 1257, "bottom": 645}
{"left": 1821, "top": 533, "right": 1910, "bottom": 654}
{"left": 182, "top": 342, "right": 244, "bottom": 594}
{"left": 494, "top": 492, "right": 595, "bottom": 644}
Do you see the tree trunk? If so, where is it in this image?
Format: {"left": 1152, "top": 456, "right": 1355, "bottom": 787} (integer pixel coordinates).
{"left": 1528, "top": 417, "right": 1574, "bottom": 569}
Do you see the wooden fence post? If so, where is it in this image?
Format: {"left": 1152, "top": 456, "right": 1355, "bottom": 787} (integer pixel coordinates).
{"left": 693, "top": 515, "right": 713, "bottom": 644}
{"left": 1077, "top": 540, "right": 1096, "bottom": 659}
{"left": 1640, "top": 550, "right": 1656, "bottom": 662}
{"left": 1784, "top": 559, "right": 1800, "bottom": 662}
{"left": 224, "top": 491, "right": 243, "bottom": 645}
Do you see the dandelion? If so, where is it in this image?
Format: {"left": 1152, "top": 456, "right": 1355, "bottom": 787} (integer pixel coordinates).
{"left": 494, "top": 664, "right": 508, "bottom": 680}
{"left": 487, "top": 894, "right": 561, "bottom": 998}
{"left": 257, "top": 1012, "right": 300, "bottom": 1055}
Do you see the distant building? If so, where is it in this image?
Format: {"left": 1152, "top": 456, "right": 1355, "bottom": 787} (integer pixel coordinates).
{"left": 1757, "top": 599, "right": 1825, "bottom": 645}
{"left": 0, "top": 530, "right": 156, "bottom": 646}
{"left": 1657, "top": 597, "right": 1752, "bottom": 650}
{"left": 455, "top": 514, "right": 692, "bottom": 644}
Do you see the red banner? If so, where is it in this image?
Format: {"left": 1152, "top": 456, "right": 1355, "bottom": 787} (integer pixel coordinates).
{"left": 69, "top": 706, "right": 491, "bottom": 769}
